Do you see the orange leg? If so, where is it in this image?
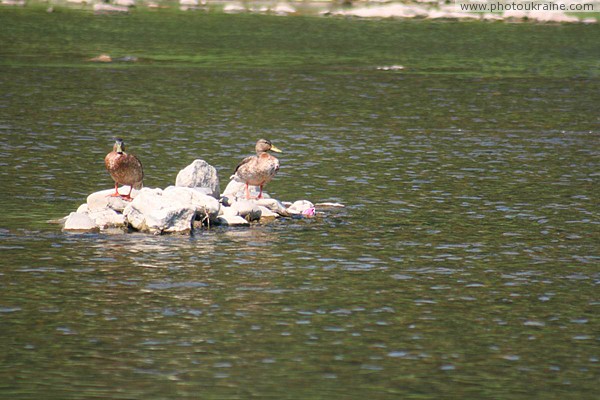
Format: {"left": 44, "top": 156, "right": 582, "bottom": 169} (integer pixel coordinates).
{"left": 121, "top": 186, "right": 134, "bottom": 201}
{"left": 109, "top": 182, "right": 121, "bottom": 197}
{"left": 257, "top": 185, "right": 264, "bottom": 199}
{"left": 244, "top": 183, "right": 251, "bottom": 200}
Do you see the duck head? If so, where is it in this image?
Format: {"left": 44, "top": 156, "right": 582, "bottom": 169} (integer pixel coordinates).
{"left": 113, "top": 138, "right": 125, "bottom": 154}
{"left": 256, "top": 139, "right": 282, "bottom": 154}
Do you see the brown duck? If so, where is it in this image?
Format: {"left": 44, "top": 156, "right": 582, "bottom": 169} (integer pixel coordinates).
{"left": 233, "top": 139, "right": 282, "bottom": 199}
{"left": 104, "top": 138, "right": 144, "bottom": 201}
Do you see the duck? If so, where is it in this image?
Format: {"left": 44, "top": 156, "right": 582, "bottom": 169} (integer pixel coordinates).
{"left": 232, "top": 139, "right": 282, "bottom": 200}
{"left": 104, "top": 138, "right": 144, "bottom": 201}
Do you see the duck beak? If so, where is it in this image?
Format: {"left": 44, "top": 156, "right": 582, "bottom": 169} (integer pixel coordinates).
{"left": 270, "top": 145, "right": 282, "bottom": 153}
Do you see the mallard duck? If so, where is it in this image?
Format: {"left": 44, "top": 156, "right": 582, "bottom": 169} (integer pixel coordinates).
{"left": 104, "top": 138, "right": 144, "bottom": 201}
{"left": 233, "top": 139, "right": 282, "bottom": 199}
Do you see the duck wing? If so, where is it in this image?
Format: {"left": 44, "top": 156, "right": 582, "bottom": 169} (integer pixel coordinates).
{"left": 234, "top": 155, "right": 254, "bottom": 175}
{"left": 126, "top": 154, "right": 144, "bottom": 188}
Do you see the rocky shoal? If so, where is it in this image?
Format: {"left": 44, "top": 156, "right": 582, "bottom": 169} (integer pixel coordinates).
{"left": 56, "top": 159, "right": 343, "bottom": 234}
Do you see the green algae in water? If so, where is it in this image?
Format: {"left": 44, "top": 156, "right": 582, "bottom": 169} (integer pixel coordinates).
{"left": 0, "top": 7, "right": 599, "bottom": 77}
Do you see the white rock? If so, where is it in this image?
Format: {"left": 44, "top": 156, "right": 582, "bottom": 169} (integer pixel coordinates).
{"left": 223, "top": 179, "right": 268, "bottom": 200}
{"left": 93, "top": 3, "right": 129, "bottom": 12}
{"left": 315, "top": 202, "right": 345, "bottom": 208}
{"left": 287, "top": 200, "right": 315, "bottom": 214}
{"left": 63, "top": 212, "right": 98, "bottom": 232}
{"left": 502, "top": 9, "right": 529, "bottom": 19}
{"left": 223, "top": 179, "right": 245, "bottom": 196}
{"left": 528, "top": 10, "right": 579, "bottom": 23}
{"left": 76, "top": 203, "right": 89, "bottom": 214}
{"left": 1, "top": 0, "right": 25, "bottom": 6}
{"left": 273, "top": 3, "right": 296, "bottom": 15}
{"left": 427, "top": 10, "right": 480, "bottom": 20}
{"left": 175, "top": 159, "right": 220, "bottom": 199}
{"left": 225, "top": 199, "right": 262, "bottom": 221}
{"left": 87, "top": 187, "right": 140, "bottom": 212}
{"left": 230, "top": 199, "right": 258, "bottom": 217}
{"left": 482, "top": 13, "right": 505, "bottom": 21}
{"left": 216, "top": 215, "right": 250, "bottom": 226}
{"left": 377, "top": 65, "right": 405, "bottom": 71}
{"left": 189, "top": 187, "right": 214, "bottom": 196}
{"left": 256, "top": 198, "right": 290, "bottom": 216}
{"left": 221, "top": 206, "right": 239, "bottom": 217}
{"left": 164, "top": 186, "right": 220, "bottom": 221}
{"left": 123, "top": 188, "right": 196, "bottom": 234}
{"left": 88, "top": 208, "right": 126, "bottom": 229}
{"left": 114, "top": 0, "right": 135, "bottom": 6}
{"left": 333, "top": 4, "right": 429, "bottom": 19}
{"left": 249, "top": 5, "right": 269, "bottom": 13}
{"left": 223, "top": 2, "right": 245, "bottom": 13}
{"left": 258, "top": 206, "right": 279, "bottom": 219}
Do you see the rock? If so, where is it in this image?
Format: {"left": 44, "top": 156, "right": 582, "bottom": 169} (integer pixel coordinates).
{"left": 287, "top": 200, "right": 315, "bottom": 215}
{"left": 88, "top": 54, "right": 112, "bottom": 63}
{"left": 63, "top": 212, "right": 99, "bottom": 232}
{"left": 163, "top": 186, "right": 220, "bottom": 222}
{"left": 245, "top": 208, "right": 262, "bottom": 222}
{"left": 175, "top": 159, "right": 220, "bottom": 199}
{"left": 427, "top": 10, "right": 480, "bottom": 20}
{"left": 88, "top": 209, "right": 126, "bottom": 229}
{"left": 123, "top": 188, "right": 196, "bottom": 234}
{"left": 76, "top": 203, "right": 89, "bottom": 214}
{"left": 228, "top": 199, "right": 262, "bottom": 221}
{"left": 216, "top": 215, "right": 250, "bottom": 226}
{"left": 114, "top": 0, "right": 135, "bottom": 6}
{"left": 223, "top": 2, "right": 245, "bottom": 13}
{"left": 223, "top": 177, "right": 272, "bottom": 200}
{"left": 256, "top": 198, "right": 290, "bottom": 217}
{"left": 93, "top": 4, "right": 129, "bottom": 13}
{"left": 273, "top": 3, "right": 295, "bottom": 15}
{"left": 223, "top": 179, "right": 246, "bottom": 198}
{"left": 332, "top": 4, "right": 430, "bottom": 19}
{"left": 257, "top": 206, "right": 279, "bottom": 219}
{"left": 189, "top": 187, "right": 214, "bottom": 196}
{"left": 87, "top": 187, "right": 140, "bottom": 212}
{"left": 220, "top": 206, "right": 239, "bottom": 217}
{"left": 1, "top": 0, "right": 25, "bottom": 6}
{"left": 115, "top": 56, "right": 139, "bottom": 63}
{"left": 249, "top": 5, "right": 269, "bottom": 13}
{"left": 377, "top": 65, "right": 405, "bottom": 71}
{"left": 222, "top": 179, "right": 268, "bottom": 199}
{"left": 47, "top": 216, "right": 68, "bottom": 225}
{"left": 220, "top": 195, "right": 234, "bottom": 207}
{"left": 502, "top": 9, "right": 529, "bottom": 20}
{"left": 528, "top": 11, "right": 579, "bottom": 23}
{"left": 315, "top": 202, "right": 345, "bottom": 208}
{"left": 230, "top": 199, "right": 256, "bottom": 216}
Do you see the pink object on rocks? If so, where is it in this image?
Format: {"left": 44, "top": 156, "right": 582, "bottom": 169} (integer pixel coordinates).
{"left": 302, "top": 207, "right": 316, "bottom": 217}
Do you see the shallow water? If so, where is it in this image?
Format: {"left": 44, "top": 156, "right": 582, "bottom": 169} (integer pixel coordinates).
{"left": 0, "top": 7, "right": 599, "bottom": 399}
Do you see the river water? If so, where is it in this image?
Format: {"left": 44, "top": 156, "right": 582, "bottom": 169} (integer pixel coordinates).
{"left": 0, "top": 7, "right": 598, "bottom": 399}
